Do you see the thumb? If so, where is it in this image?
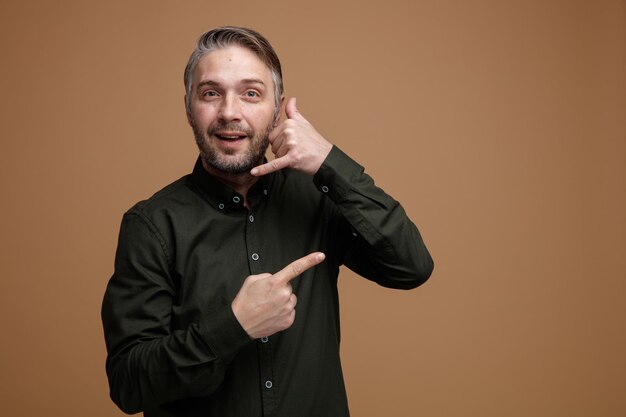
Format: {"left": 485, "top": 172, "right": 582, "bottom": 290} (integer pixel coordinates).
{"left": 285, "top": 97, "right": 306, "bottom": 121}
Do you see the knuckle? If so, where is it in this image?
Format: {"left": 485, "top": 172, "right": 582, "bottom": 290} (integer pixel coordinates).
{"left": 272, "top": 159, "right": 284, "bottom": 170}
{"left": 280, "top": 287, "right": 292, "bottom": 300}
{"left": 244, "top": 274, "right": 261, "bottom": 284}
{"left": 284, "top": 312, "right": 295, "bottom": 327}
{"left": 256, "top": 273, "right": 271, "bottom": 283}
{"left": 290, "top": 263, "right": 303, "bottom": 277}
{"left": 281, "top": 304, "right": 292, "bottom": 315}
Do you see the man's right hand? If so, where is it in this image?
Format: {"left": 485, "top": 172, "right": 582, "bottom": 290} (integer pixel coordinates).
{"left": 231, "top": 252, "right": 326, "bottom": 339}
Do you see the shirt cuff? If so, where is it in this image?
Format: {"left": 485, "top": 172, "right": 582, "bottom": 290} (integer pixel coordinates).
{"left": 313, "top": 145, "right": 364, "bottom": 202}
{"left": 196, "top": 305, "right": 252, "bottom": 361}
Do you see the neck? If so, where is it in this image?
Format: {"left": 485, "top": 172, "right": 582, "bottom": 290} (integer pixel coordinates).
{"left": 201, "top": 159, "right": 259, "bottom": 208}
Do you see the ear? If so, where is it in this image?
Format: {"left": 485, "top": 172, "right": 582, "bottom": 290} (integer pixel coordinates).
{"left": 184, "top": 95, "right": 192, "bottom": 126}
{"left": 274, "top": 95, "right": 285, "bottom": 127}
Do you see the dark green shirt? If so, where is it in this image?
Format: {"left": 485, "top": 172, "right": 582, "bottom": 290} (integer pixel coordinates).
{"left": 102, "top": 146, "right": 433, "bottom": 417}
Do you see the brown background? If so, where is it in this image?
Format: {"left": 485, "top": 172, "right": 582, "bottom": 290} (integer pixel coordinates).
{"left": 1, "top": 0, "right": 625, "bottom": 416}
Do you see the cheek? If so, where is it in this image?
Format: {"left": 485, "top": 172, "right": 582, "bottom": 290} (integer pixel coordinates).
{"left": 190, "top": 106, "right": 218, "bottom": 127}
{"left": 244, "top": 105, "right": 276, "bottom": 128}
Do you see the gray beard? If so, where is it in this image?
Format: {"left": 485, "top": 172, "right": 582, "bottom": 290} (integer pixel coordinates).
{"left": 192, "top": 120, "right": 271, "bottom": 175}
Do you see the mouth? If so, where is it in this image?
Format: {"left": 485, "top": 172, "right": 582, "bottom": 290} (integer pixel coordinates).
{"left": 214, "top": 132, "right": 248, "bottom": 141}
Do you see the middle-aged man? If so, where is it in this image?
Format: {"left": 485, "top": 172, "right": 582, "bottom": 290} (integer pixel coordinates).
{"left": 102, "top": 26, "right": 434, "bottom": 417}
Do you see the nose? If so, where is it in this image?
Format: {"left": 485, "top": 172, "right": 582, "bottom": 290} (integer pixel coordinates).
{"left": 218, "top": 94, "right": 242, "bottom": 122}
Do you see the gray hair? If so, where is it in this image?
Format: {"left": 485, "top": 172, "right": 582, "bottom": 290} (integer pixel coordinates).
{"left": 184, "top": 26, "right": 283, "bottom": 117}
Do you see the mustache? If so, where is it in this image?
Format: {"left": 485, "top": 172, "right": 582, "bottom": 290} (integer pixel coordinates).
{"left": 207, "top": 122, "right": 254, "bottom": 137}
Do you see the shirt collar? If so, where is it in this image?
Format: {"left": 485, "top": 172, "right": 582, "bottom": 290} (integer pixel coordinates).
{"left": 190, "top": 156, "right": 274, "bottom": 212}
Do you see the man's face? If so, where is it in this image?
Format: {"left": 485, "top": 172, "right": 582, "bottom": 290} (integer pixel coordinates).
{"left": 187, "top": 45, "right": 278, "bottom": 175}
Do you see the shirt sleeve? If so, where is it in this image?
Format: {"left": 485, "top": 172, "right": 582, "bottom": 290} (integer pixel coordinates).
{"left": 313, "top": 146, "right": 434, "bottom": 289}
{"left": 101, "top": 211, "right": 252, "bottom": 414}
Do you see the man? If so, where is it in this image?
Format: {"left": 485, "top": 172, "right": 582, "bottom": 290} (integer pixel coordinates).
{"left": 102, "top": 26, "right": 433, "bottom": 417}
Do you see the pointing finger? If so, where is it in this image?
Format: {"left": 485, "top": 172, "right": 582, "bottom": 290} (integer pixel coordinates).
{"left": 273, "top": 252, "right": 325, "bottom": 285}
{"left": 250, "top": 156, "right": 291, "bottom": 176}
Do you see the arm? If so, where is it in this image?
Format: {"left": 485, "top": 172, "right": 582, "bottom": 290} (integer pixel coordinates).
{"left": 314, "top": 146, "right": 434, "bottom": 289}
{"left": 101, "top": 212, "right": 251, "bottom": 413}
{"left": 102, "top": 212, "right": 326, "bottom": 413}
{"left": 252, "top": 97, "right": 433, "bottom": 289}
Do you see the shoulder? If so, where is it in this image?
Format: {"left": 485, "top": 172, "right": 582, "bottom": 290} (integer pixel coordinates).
{"left": 125, "top": 174, "right": 200, "bottom": 224}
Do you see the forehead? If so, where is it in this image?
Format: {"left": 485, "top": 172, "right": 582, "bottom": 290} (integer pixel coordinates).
{"left": 193, "top": 45, "right": 273, "bottom": 86}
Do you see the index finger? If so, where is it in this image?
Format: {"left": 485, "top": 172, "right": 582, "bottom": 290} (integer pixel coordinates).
{"left": 273, "top": 252, "right": 326, "bottom": 285}
{"left": 250, "top": 156, "right": 290, "bottom": 176}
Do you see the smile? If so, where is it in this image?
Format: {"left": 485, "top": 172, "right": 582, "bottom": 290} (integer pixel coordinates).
{"left": 215, "top": 132, "right": 247, "bottom": 141}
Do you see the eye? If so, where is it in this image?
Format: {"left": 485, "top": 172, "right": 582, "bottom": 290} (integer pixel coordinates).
{"left": 245, "top": 90, "right": 260, "bottom": 98}
{"left": 201, "top": 90, "right": 218, "bottom": 98}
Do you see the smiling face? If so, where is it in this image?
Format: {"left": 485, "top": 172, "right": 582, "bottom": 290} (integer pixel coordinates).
{"left": 187, "top": 45, "right": 279, "bottom": 175}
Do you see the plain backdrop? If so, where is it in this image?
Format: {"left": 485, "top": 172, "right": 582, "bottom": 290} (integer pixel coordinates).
{"left": 1, "top": 1, "right": 625, "bottom": 416}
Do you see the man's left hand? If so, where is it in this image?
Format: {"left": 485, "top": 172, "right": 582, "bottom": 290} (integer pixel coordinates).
{"left": 251, "top": 97, "right": 332, "bottom": 177}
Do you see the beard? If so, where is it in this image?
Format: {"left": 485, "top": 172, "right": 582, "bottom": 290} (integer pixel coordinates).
{"left": 191, "top": 118, "right": 272, "bottom": 175}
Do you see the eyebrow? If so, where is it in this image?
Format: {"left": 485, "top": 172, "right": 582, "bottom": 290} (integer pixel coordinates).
{"left": 196, "top": 78, "right": 266, "bottom": 91}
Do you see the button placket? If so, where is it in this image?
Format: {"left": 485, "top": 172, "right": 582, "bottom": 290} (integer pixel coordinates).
{"left": 245, "top": 206, "right": 262, "bottom": 275}
{"left": 258, "top": 330, "right": 277, "bottom": 413}
{"left": 245, "top": 207, "right": 277, "bottom": 414}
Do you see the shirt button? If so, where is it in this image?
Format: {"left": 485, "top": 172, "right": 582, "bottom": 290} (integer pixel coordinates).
{"left": 232, "top": 196, "right": 241, "bottom": 204}
{"left": 263, "top": 189, "right": 268, "bottom": 196}
{"left": 321, "top": 185, "right": 329, "bottom": 193}
{"left": 249, "top": 215, "right": 254, "bottom": 223}
{"left": 251, "top": 253, "right": 259, "bottom": 261}
{"left": 218, "top": 203, "right": 225, "bottom": 210}
{"left": 261, "top": 337, "right": 268, "bottom": 343}
{"left": 265, "top": 380, "right": 273, "bottom": 389}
